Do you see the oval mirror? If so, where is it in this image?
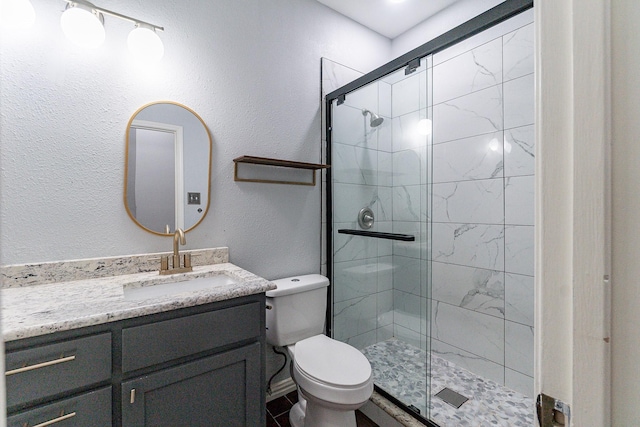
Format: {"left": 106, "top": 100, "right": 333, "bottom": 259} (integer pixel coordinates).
{"left": 124, "top": 101, "right": 212, "bottom": 236}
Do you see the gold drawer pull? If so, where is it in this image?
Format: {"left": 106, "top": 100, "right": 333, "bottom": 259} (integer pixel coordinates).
{"left": 30, "top": 411, "right": 76, "bottom": 427}
{"left": 5, "top": 355, "right": 76, "bottom": 376}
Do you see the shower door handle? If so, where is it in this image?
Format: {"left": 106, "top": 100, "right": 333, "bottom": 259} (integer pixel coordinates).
{"left": 338, "top": 229, "right": 415, "bottom": 241}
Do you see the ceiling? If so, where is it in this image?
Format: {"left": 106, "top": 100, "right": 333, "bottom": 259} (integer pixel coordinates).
{"left": 315, "top": 0, "right": 462, "bottom": 39}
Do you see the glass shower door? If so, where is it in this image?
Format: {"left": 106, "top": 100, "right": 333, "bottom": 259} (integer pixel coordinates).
{"left": 327, "top": 6, "right": 535, "bottom": 426}
{"left": 329, "top": 55, "right": 433, "bottom": 421}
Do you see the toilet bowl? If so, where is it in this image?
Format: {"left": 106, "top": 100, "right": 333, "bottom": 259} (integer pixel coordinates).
{"left": 266, "top": 275, "right": 374, "bottom": 427}
{"left": 289, "top": 335, "right": 373, "bottom": 427}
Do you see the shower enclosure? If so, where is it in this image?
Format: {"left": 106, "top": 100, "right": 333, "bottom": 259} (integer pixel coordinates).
{"left": 325, "top": 1, "right": 535, "bottom": 426}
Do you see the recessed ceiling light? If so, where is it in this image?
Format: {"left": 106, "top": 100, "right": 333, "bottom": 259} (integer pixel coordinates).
{"left": 390, "top": 0, "right": 406, "bottom": 3}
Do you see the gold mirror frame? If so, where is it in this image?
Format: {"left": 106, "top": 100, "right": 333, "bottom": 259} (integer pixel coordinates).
{"left": 124, "top": 101, "right": 212, "bottom": 236}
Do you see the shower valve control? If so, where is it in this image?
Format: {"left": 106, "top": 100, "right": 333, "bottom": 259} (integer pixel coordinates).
{"left": 358, "top": 207, "right": 375, "bottom": 230}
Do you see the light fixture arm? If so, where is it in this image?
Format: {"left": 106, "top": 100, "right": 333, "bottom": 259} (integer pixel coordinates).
{"left": 63, "top": 0, "right": 164, "bottom": 32}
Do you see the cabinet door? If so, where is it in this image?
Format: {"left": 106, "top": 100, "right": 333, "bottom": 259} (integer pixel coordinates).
{"left": 122, "top": 343, "right": 263, "bottom": 427}
{"left": 7, "top": 387, "right": 111, "bottom": 427}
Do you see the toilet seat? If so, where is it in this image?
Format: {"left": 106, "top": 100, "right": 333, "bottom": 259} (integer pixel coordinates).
{"left": 291, "top": 335, "right": 373, "bottom": 405}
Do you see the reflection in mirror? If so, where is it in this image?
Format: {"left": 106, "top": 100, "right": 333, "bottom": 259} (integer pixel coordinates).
{"left": 125, "top": 102, "right": 211, "bottom": 236}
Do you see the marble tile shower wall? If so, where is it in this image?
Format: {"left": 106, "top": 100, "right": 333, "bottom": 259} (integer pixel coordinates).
{"left": 429, "top": 22, "right": 534, "bottom": 397}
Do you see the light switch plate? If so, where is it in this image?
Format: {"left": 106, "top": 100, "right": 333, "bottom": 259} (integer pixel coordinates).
{"left": 188, "top": 192, "right": 201, "bottom": 205}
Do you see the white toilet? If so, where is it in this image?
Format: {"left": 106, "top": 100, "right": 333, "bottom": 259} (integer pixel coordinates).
{"left": 266, "top": 274, "right": 373, "bottom": 427}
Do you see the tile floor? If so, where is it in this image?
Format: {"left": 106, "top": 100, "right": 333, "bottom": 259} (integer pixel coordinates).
{"left": 362, "top": 339, "right": 535, "bottom": 427}
{"left": 266, "top": 391, "right": 378, "bottom": 427}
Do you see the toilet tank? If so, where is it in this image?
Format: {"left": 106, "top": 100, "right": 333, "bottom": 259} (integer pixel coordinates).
{"left": 265, "top": 274, "right": 330, "bottom": 347}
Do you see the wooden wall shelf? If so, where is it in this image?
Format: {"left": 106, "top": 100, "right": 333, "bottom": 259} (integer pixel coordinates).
{"left": 233, "top": 156, "right": 330, "bottom": 186}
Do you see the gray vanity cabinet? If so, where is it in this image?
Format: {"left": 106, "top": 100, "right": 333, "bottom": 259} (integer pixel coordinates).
{"left": 4, "top": 293, "right": 267, "bottom": 427}
{"left": 5, "top": 332, "right": 113, "bottom": 426}
{"left": 121, "top": 343, "right": 261, "bottom": 426}
{"left": 120, "top": 298, "right": 265, "bottom": 426}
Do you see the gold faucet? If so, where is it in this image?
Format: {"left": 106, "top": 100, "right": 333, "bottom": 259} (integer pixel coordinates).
{"left": 160, "top": 228, "right": 193, "bottom": 275}
{"left": 172, "top": 228, "right": 185, "bottom": 267}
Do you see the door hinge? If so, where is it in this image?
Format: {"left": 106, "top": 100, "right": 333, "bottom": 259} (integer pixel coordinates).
{"left": 405, "top": 58, "right": 421, "bottom": 75}
{"left": 536, "top": 393, "right": 570, "bottom": 426}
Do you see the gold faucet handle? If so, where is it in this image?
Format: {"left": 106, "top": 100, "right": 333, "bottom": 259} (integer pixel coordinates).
{"left": 172, "top": 255, "right": 181, "bottom": 269}
{"left": 160, "top": 255, "right": 169, "bottom": 271}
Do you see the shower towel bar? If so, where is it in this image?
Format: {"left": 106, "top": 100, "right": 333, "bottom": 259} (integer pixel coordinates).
{"left": 338, "top": 229, "right": 415, "bottom": 242}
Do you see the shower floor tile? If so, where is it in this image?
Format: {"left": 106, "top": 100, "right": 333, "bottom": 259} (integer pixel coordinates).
{"left": 361, "top": 339, "right": 534, "bottom": 427}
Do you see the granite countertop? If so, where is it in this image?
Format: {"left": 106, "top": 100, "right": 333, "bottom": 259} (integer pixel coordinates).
{"left": 1, "top": 262, "right": 275, "bottom": 342}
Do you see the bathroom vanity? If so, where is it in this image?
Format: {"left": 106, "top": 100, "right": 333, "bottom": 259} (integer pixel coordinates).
{"left": 1, "top": 248, "right": 275, "bottom": 427}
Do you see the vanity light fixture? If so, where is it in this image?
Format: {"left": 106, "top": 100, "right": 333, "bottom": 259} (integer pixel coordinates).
{"left": 0, "top": 0, "right": 36, "bottom": 29}
{"left": 127, "top": 23, "right": 164, "bottom": 63}
{"left": 60, "top": 0, "right": 164, "bottom": 61}
{"left": 60, "top": 2, "right": 105, "bottom": 48}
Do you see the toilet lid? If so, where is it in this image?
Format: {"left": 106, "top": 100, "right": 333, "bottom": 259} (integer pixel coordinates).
{"left": 294, "top": 335, "right": 371, "bottom": 387}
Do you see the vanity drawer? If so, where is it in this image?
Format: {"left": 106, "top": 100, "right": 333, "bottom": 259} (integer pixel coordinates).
{"left": 5, "top": 333, "right": 112, "bottom": 409}
{"left": 122, "top": 301, "right": 261, "bottom": 373}
{"left": 7, "top": 386, "right": 112, "bottom": 427}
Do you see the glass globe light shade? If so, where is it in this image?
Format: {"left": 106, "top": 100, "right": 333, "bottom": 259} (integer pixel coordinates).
{"left": 0, "top": 0, "right": 36, "bottom": 29}
{"left": 127, "top": 24, "right": 164, "bottom": 63}
{"left": 60, "top": 5, "right": 105, "bottom": 49}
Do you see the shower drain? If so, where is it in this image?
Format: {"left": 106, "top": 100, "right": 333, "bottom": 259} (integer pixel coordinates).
{"left": 435, "top": 387, "right": 469, "bottom": 409}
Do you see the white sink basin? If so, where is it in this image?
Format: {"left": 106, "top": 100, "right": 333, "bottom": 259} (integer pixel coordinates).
{"left": 123, "top": 275, "right": 237, "bottom": 301}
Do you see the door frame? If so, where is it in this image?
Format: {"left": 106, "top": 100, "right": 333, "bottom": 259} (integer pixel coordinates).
{"left": 130, "top": 119, "right": 185, "bottom": 232}
{"left": 535, "top": 1, "right": 611, "bottom": 425}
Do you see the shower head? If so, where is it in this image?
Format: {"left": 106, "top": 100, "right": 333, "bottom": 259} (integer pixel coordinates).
{"left": 362, "top": 109, "right": 384, "bottom": 127}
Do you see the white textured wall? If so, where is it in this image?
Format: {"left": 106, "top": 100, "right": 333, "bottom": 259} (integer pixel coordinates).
{"left": 0, "top": 0, "right": 391, "bottom": 280}
{"left": 391, "top": 0, "right": 504, "bottom": 58}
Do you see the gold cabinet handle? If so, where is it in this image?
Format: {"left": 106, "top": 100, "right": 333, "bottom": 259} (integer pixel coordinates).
{"left": 5, "top": 355, "right": 76, "bottom": 376}
{"left": 30, "top": 411, "right": 76, "bottom": 427}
